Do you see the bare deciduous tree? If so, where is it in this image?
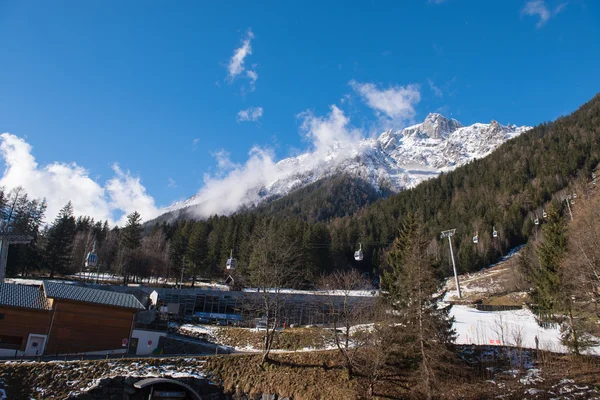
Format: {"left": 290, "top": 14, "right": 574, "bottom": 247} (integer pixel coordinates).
{"left": 247, "top": 221, "right": 304, "bottom": 365}
{"left": 318, "top": 269, "right": 374, "bottom": 378}
{"left": 564, "top": 196, "right": 600, "bottom": 309}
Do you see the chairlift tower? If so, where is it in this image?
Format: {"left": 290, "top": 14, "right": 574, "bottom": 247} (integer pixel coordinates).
{"left": 0, "top": 221, "right": 32, "bottom": 282}
{"left": 564, "top": 194, "right": 575, "bottom": 221}
{"left": 440, "top": 229, "right": 461, "bottom": 299}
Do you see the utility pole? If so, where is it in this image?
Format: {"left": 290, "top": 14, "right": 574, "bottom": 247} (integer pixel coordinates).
{"left": 441, "top": 229, "right": 461, "bottom": 299}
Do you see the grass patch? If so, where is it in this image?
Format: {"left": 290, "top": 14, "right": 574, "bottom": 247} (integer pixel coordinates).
{"left": 204, "top": 351, "right": 358, "bottom": 400}
{"left": 216, "top": 327, "right": 330, "bottom": 351}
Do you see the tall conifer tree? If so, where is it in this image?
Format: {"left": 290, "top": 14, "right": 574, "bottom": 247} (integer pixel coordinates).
{"left": 45, "top": 202, "right": 76, "bottom": 278}
{"left": 382, "top": 214, "right": 455, "bottom": 399}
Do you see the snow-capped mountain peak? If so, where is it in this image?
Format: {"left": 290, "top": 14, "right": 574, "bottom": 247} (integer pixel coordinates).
{"left": 164, "top": 114, "right": 532, "bottom": 218}
{"left": 418, "top": 112, "right": 463, "bottom": 139}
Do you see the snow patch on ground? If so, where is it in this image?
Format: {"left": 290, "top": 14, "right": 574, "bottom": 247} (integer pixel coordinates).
{"left": 179, "top": 324, "right": 220, "bottom": 338}
{"left": 242, "top": 288, "right": 378, "bottom": 297}
{"left": 67, "top": 359, "right": 206, "bottom": 396}
{"left": 5, "top": 278, "right": 79, "bottom": 286}
{"left": 451, "top": 305, "right": 600, "bottom": 355}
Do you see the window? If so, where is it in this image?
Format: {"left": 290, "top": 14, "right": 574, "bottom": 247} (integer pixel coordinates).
{"left": 0, "top": 334, "right": 22, "bottom": 349}
{"left": 0, "top": 313, "right": 4, "bottom": 320}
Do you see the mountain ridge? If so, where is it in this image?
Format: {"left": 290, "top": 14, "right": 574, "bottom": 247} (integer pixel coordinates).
{"left": 162, "top": 114, "right": 532, "bottom": 220}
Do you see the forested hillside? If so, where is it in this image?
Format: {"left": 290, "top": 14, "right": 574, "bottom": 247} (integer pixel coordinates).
{"left": 5, "top": 94, "right": 600, "bottom": 285}
{"left": 151, "top": 174, "right": 385, "bottom": 225}
{"left": 330, "top": 93, "right": 600, "bottom": 275}
{"left": 161, "top": 93, "right": 600, "bottom": 282}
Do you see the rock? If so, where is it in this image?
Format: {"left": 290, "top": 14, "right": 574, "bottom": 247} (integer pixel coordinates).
{"left": 262, "top": 395, "right": 277, "bottom": 400}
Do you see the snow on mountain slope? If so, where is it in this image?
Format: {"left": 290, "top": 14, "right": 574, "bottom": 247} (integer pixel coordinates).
{"left": 165, "top": 114, "right": 531, "bottom": 218}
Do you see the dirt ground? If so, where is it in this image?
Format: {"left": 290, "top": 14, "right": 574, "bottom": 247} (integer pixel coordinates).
{"left": 2, "top": 347, "right": 600, "bottom": 399}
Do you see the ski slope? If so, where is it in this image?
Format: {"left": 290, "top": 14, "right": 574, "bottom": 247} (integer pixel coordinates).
{"left": 451, "top": 305, "right": 600, "bottom": 355}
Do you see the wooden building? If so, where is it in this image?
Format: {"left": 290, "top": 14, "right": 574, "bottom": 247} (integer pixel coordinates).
{"left": 0, "top": 282, "right": 52, "bottom": 356}
{"left": 0, "top": 281, "right": 145, "bottom": 356}
{"left": 43, "top": 281, "right": 145, "bottom": 354}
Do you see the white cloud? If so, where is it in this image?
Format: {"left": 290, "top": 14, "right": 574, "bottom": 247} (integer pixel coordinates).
{"left": 237, "top": 107, "right": 263, "bottom": 122}
{"left": 554, "top": 2, "right": 567, "bottom": 14}
{"left": 428, "top": 79, "right": 443, "bottom": 97}
{"left": 186, "top": 105, "right": 364, "bottom": 218}
{"left": 168, "top": 178, "right": 177, "bottom": 188}
{"left": 246, "top": 69, "right": 258, "bottom": 91}
{"left": 211, "top": 149, "right": 240, "bottom": 171}
{"left": 227, "top": 29, "right": 255, "bottom": 80}
{"left": 298, "top": 105, "right": 362, "bottom": 152}
{"left": 350, "top": 80, "right": 421, "bottom": 124}
{"left": 106, "top": 164, "right": 159, "bottom": 225}
{"left": 521, "top": 1, "right": 565, "bottom": 28}
{"left": 521, "top": 0, "right": 550, "bottom": 27}
{"left": 0, "top": 133, "right": 160, "bottom": 226}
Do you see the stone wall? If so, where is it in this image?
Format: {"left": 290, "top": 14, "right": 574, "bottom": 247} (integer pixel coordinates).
{"left": 77, "top": 376, "right": 290, "bottom": 400}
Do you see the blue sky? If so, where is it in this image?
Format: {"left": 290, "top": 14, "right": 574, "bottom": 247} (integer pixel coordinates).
{"left": 0, "top": 0, "right": 598, "bottom": 224}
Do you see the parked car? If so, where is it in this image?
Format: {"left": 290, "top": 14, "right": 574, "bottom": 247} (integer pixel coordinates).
{"left": 216, "top": 319, "right": 227, "bottom": 326}
{"left": 198, "top": 316, "right": 212, "bottom": 324}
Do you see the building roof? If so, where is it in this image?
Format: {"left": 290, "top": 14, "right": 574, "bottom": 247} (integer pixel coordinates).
{"left": 43, "top": 281, "right": 145, "bottom": 310}
{"left": 0, "top": 282, "right": 51, "bottom": 310}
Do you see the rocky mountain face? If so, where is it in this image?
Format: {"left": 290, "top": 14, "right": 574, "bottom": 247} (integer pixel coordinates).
{"left": 165, "top": 114, "right": 531, "bottom": 218}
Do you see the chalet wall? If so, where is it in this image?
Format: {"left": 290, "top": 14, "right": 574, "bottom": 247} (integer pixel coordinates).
{"left": 46, "top": 300, "right": 135, "bottom": 354}
{"left": 0, "top": 306, "right": 51, "bottom": 351}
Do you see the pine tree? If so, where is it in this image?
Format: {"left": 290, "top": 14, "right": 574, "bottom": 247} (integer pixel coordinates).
{"left": 6, "top": 197, "right": 46, "bottom": 277}
{"left": 186, "top": 222, "right": 209, "bottom": 287}
{"left": 122, "top": 211, "right": 142, "bottom": 250}
{"left": 529, "top": 205, "right": 597, "bottom": 354}
{"left": 530, "top": 205, "right": 567, "bottom": 323}
{"left": 382, "top": 214, "right": 456, "bottom": 399}
{"left": 45, "top": 202, "right": 76, "bottom": 278}
{"left": 120, "top": 211, "right": 143, "bottom": 283}
{"left": 168, "top": 221, "right": 191, "bottom": 285}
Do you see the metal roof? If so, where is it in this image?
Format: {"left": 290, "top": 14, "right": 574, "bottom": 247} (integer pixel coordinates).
{"left": 43, "top": 281, "right": 145, "bottom": 310}
{"left": 0, "top": 282, "right": 51, "bottom": 310}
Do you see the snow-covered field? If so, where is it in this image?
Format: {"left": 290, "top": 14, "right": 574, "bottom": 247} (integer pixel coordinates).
{"left": 451, "top": 305, "right": 600, "bottom": 355}
{"left": 242, "top": 288, "right": 378, "bottom": 297}
{"left": 173, "top": 304, "right": 600, "bottom": 356}
{"left": 4, "top": 278, "right": 78, "bottom": 286}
